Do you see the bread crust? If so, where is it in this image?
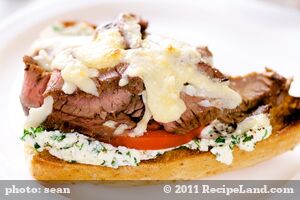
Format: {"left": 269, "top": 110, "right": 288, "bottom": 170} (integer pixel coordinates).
{"left": 26, "top": 121, "right": 300, "bottom": 180}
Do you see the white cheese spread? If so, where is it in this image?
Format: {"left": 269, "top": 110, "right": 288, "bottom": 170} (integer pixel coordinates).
{"left": 22, "top": 114, "right": 272, "bottom": 168}
{"left": 199, "top": 113, "right": 272, "bottom": 164}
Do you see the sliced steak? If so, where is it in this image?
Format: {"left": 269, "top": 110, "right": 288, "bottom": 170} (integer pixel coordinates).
{"left": 162, "top": 94, "right": 220, "bottom": 133}
{"left": 97, "top": 63, "right": 144, "bottom": 96}
{"left": 197, "top": 62, "right": 228, "bottom": 81}
{"left": 21, "top": 49, "right": 290, "bottom": 141}
{"left": 219, "top": 69, "right": 290, "bottom": 124}
{"left": 197, "top": 46, "right": 212, "bottom": 59}
{"left": 163, "top": 70, "right": 290, "bottom": 133}
{"left": 20, "top": 56, "right": 50, "bottom": 114}
{"left": 42, "top": 64, "right": 144, "bottom": 141}
{"left": 43, "top": 58, "right": 229, "bottom": 138}
{"left": 44, "top": 110, "right": 137, "bottom": 142}
{"left": 196, "top": 46, "right": 228, "bottom": 81}
{"left": 20, "top": 14, "right": 296, "bottom": 143}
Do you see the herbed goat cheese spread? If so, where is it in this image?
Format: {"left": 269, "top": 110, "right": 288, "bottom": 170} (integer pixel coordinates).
{"left": 22, "top": 114, "right": 272, "bottom": 168}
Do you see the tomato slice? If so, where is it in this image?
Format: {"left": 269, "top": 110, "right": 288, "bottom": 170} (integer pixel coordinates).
{"left": 110, "top": 126, "right": 202, "bottom": 150}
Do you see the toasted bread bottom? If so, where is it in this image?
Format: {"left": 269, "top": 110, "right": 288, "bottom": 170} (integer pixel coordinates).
{"left": 26, "top": 121, "right": 300, "bottom": 180}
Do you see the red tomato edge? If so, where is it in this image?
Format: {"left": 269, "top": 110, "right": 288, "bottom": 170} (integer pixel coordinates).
{"left": 110, "top": 126, "right": 203, "bottom": 150}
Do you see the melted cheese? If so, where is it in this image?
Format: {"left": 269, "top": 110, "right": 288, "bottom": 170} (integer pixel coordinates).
{"left": 118, "top": 13, "right": 142, "bottom": 48}
{"left": 31, "top": 21, "right": 95, "bottom": 71}
{"left": 50, "top": 22, "right": 95, "bottom": 36}
{"left": 129, "top": 92, "right": 152, "bottom": 137}
{"left": 30, "top": 21, "right": 94, "bottom": 58}
{"left": 29, "top": 17, "right": 242, "bottom": 129}
{"left": 30, "top": 35, "right": 93, "bottom": 57}
{"left": 114, "top": 124, "right": 129, "bottom": 135}
{"left": 33, "top": 50, "right": 52, "bottom": 71}
{"left": 52, "top": 49, "right": 99, "bottom": 96}
{"left": 103, "top": 120, "right": 117, "bottom": 128}
{"left": 73, "top": 28, "right": 125, "bottom": 69}
{"left": 24, "top": 96, "right": 54, "bottom": 128}
{"left": 49, "top": 28, "right": 126, "bottom": 96}
{"left": 123, "top": 35, "right": 242, "bottom": 123}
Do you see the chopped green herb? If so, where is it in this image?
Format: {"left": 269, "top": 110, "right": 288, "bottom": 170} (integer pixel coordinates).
{"left": 44, "top": 142, "right": 52, "bottom": 148}
{"left": 34, "top": 143, "right": 40, "bottom": 150}
{"left": 231, "top": 135, "right": 240, "bottom": 145}
{"left": 52, "top": 25, "right": 63, "bottom": 32}
{"left": 101, "top": 146, "right": 107, "bottom": 152}
{"left": 70, "top": 160, "right": 77, "bottom": 163}
{"left": 75, "top": 142, "right": 84, "bottom": 150}
{"left": 243, "top": 134, "right": 254, "bottom": 142}
{"left": 177, "top": 146, "right": 188, "bottom": 150}
{"left": 20, "top": 129, "right": 30, "bottom": 141}
{"left": 229, "top": 144, "right": 234, "bottom": 150}
{"left": 57, "top": 135, "right": 66, "bottom": 141}
{"left": 101, "top": 160, "right": 106, "bottom": 165}
{"left": 21, "top": 126, "right": 44, "bottom": 140}
{"left": 126, "top": 151, "right": 131, "bottom": 157}
{"left": 62, "top": 145, "right": 72, "bottom": 149}
{"left": 33, "top": 126, "right": 44, "bottom": 133}
{"left": 193, "top": 139, "right": 201, "bottom": 148}
{"left": 92, "top": 146, "right": 101, "bottom": 154}
{"left": 115, "top": 150, "right": 122, "bottom": 155}
{"left": 134, "top": 157, "right": 138, "bottom": 165}
{"left": 262, "top": 130, "right": 268, "bottom": 139}
{"left": 51, "top": 134, "right": 66, "bottom": 142}
{"left": 215, "top": 136, "right": 225, "bottom": 143}
{"left": 87, "top": 139, "right": 92, "bottom": 144}
{"left": 111, "top": 159, "right": 116, "bottom": 166}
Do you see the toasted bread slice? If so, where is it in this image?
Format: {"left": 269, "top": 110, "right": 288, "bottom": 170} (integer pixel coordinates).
{"left": 26, "top": 121, "right": 300, "bottom": 180}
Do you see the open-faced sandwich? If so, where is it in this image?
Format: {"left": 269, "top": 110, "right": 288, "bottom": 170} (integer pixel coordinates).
{"left": 20, "top": 13, "right": 300, "bottom": 180}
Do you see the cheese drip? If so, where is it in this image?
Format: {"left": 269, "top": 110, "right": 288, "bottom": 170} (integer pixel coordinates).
{"left": 51, "top": 49, "right": 99, "bottom": 96}
{"left": 24, "top": 96, "right": 54, "bottom": 128}
{"left": 123, "top": 35, "right": 242, "bottom": 123}
{"left": 130, "top": 92, "right": 152, "bottom": 136}
{"left": 50, "top": 27, "right": 126, "bottom": 96}
{"left": 30, "top": 15, "right": 242, "bottom": 127}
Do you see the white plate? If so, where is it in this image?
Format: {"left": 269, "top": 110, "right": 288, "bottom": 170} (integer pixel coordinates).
{"left": 0, "top": 0, "right": 300, "bottom": 181}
